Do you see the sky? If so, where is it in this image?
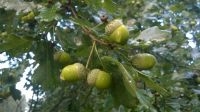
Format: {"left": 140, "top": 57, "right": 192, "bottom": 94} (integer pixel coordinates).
{"left": 0, "top": 53, "right": 37, "bottom": 112}
{"left": 0, "top": 53, "right": 33, "bottom": 105}
{"left": 16, "top": 66, "right": 34, "bottom": 102}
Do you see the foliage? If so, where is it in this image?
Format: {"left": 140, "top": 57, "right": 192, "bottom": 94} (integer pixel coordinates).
{"left": 0, "top": 0, "right": 200, "bottom": 112}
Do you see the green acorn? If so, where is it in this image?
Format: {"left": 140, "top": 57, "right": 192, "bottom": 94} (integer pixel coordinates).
{"left": 132, "top": 53, "right": 157, "bottom": 70}
{"left": 0, "top": 87, "right": 10, "bottom": 99}
{"left": 196, "top": 77, "right": 200, "bottom": 84}
{"left": 60, "top": 63, "right": 86, "bottom": 82}
{"left": 21, "top": 11, "right": 35, "bottom": 22}
{"left": 105, "top": 19, "right": 129, "bottom": 44}
{"left": 87, "top": 69, "right": 111, "bottom": 89}
{"left": 54, "top": 51, "right": 71, "bottom": 65}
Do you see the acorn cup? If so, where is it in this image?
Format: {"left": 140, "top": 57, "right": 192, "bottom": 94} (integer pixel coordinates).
{"left": 87, "top": 69, "right": 112, "bottom": 89}
{"left": 131, "top": 53, "right": 157, "bottom": 70}
{"left": 105, "top": 19, "right": 129, "bottom": 44}
{"left": 60, "top": 63, "right": 86, "bottom": 82}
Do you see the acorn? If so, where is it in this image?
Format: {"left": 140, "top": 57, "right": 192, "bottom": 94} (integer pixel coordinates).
{"left": 105, "top": 19, "right": 129, "bottom": 44}
{"left": 171, "top": 25, "right": 178, "bottom": 31}
{"left": 21, "top": 11, "right": 35, "bottom": 22}
{"left": 0, "top": 87, "right": 10, "bottom": 99}
{"left": 60, "top": 63, "right": 86, "bottom": 82}
{"left": 54, "top": 51, "right": 71, "bottom": 65}
{"left": 131, "top": 53, "right": 157, "bottom": 70}
{"left": 87, "top": 69, "right": 111, "bottom": 89}
{"left": 196, "top": 77, "right": 200, "bottom": 84}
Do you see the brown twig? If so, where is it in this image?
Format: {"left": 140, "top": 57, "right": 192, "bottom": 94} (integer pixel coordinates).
{"left": 82, "top": 27, "right": 111, "bottom": 45}
{"left": 67, "top": 1, "right": 115, "bottom": 47}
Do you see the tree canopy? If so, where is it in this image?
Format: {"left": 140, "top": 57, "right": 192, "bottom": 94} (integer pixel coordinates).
{"left": 0, "top": 0, "right": 200, "bottom": 112}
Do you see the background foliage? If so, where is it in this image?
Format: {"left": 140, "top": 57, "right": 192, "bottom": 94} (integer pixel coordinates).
{"left": 0, "top": 0, "right": 200, "bottom": 112}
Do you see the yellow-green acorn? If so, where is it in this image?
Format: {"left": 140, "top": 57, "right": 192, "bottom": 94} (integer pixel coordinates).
{"left": 21, "top": 11, "right": 35, "bottom": 22}
{"left": 196, "top": 77, "right": 200, "bottom": 84}
{"left": 171, "top": 25, "right": 178, "bottom": 31}
{"left": 0, "top": 87, "right": 10, "bottom": 99}
{"left": 105, "top": 19, "right": 129, "bottom": 44}
{"left": 87, "top": 69, "right": 111, "bottom": 89}
{"left": 60, "top": 63, "right": 86, "bottom": 82}
{"left": 132, "top": 53, "right": 157, "bottom": 70}
{"left": 54, "top": 51, "right": 71, "bottom": 65}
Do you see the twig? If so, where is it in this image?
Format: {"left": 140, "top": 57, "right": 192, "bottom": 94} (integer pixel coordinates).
{"left": 82, "top": 27, "right": 111, "bottom": 45}
{"left": 28, "top": 91, "right": 35, "bottom": 112}
{"left": 68, "top": 1, "right": 78, "bottom": 19}
{"left": 94, "top": 44, "right": 105, "bottom": 69}
{"left": 68, "top": 1, "right": 114, "bottom": 46}
{"left": 86, "top": 41, "right": 96, "bottom": 69}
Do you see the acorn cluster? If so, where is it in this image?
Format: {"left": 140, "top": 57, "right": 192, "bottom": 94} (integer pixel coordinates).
{"left": 56, "top": 52, "right": 157, "bottom": 90}
{"left": 60, "top": 63, "right": 112, "bottom": 89}
{"left": 54, "top": 51, "right": 112, "bottom": 89}
{"left": 55, "top": 19, "right": 157, "bottom": 90}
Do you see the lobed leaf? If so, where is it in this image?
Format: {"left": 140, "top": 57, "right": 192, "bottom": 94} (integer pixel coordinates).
{"left": 136, "top": 70, "right": 169, "bottom": 96}
{"left": 84, "top": 0, "right": 118, "bottom": 13}
{"left": 0, "top": 34, "right": 32, "bottom": 56}
{"left": 37, "top": 3, "right": 61, "bottom": 22}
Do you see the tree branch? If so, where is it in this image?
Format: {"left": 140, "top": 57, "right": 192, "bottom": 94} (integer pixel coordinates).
{"left": 67, "top": 2, "right": 115, "bottom": 47}
{"left": 86, "top": 41, "right": 96, "bottom": 69}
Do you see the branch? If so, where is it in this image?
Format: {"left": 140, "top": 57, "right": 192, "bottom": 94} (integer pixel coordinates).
{"left": 68, "top": 2, "right": 115, "bottom": 47}
{"left": 82, "top": 27, "right": 112, "bottom": 46}
{"left": 86, "top": 41, "right": 96, "bottom": 68}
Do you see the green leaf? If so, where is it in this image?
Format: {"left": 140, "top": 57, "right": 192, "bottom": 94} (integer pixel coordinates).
{"left": 102, "top": 0, "right": 118, "bottom": 13}
{"left": 125, "top": 64, "right": 168, "bottom": 96}
{"left": 32, "top": 41, "right": 60, "bottom": 90}
{"left": 135, "top": 26, "right": 171, "bottom": 42}
{"left": 101, "top": 56, "right": 151, "bottom": 108}
{"left": 84, "top": 0, "right": 118, "bottom": 13}
{"left": 170, "top": 4, "right": 185, "bottom": 12}
{"left": 101, "top": 56, "right": 168, "bottom": 110}
{"left": 117, "top": 61, "right": 156, "bottom": 110}
{"left": 136, "top": 90, "right": 158, "bottom": 112}
{"left": 37, "top": 3, "right": 61, "bottom": 22}
{"left": 71, "top": 17, "right": 93, "bottom": 28}
{"left": 116, "top": 60, "right": 137, "bottom": 97}
{"left": 136, "top": 70, "right": 169, "bottom": 96}
{"left": 101, "top": 56, "right": 138, "bottom": 108}
{"left": 101, "top": 56, "right": 137, "bottom": 97}
{"left": 0, "top": 34, "right": 32, "bottom": 56}
{"left": 84, "top": 0, "right": 101, "bottom": 10}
